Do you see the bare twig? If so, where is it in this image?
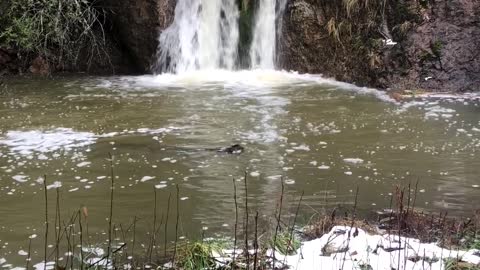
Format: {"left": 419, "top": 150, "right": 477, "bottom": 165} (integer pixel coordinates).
{"left": 43, "top": 175, "right": 48, "bottom": 270}
{"left": 172, "top": 185, "right": 180, "bottom": 266}
{"left": 106, "top": 153, "right": 115, "bottom": 267}
{"left": 233, "top": 178, "right": 239, "bottom": 266}
{"left": 164, "top": 192, "right": 172, "bottom": 257}
{"left": 272, "top": 179, "right": 285, "bottom": 268}
{"left": 244, "top": 172, "right": 250, "bottom": 269}
{"left": 253, "top": 211, "right": 259, "bottom": 270}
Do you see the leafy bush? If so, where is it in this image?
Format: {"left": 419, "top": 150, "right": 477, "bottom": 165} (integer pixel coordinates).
{"left": 0, "top": 0, "right": 107, "bottom": 69}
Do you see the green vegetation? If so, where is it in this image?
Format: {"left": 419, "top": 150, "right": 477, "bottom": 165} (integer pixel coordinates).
{"left": 270, "top": 231, "right": 300, "bottom": 256}
{"left": 444, "top": 258, "right": 480, "bottom": 270}
{"left": 419, "top": 39, "right": 443, "bottom": 68}
{"left": 175, "top": 240, "right": 226, "bottom": 269}
{"left": 314, "top": 0, "right": 430, "bottom": 78}
{"left": 0, "top": 0, "right": 108, "bottom": 70}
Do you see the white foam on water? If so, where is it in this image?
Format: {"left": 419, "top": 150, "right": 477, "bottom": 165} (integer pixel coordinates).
{"left": 12, "top": 175, "right": 28, "bottom": 183}
{"left": 118, "top": 69, "right": 392, "bottom": 99}
{"left": 250, "top": 171, "right": 260, "bottom": 177}
{"left": 95, "top": 70, "right": 395, "bottom": 145}
{"left": 0, "top": 126, "right": 186, "bottom": 158}
{"left": 140, "top": 176, "right": 155, "bottom": 182}
{"left": 76, "top": 161, "right": 91, "bottom": 168}
{"left": 292, "top": 144, "right": 310, "bottom": 151}
{"left": 284, "top": 179, "right": 295, "bottom": 185}
{"left": 343, "top": 158, "right": 364, "bottom": 165}
{"left": 33, "top": 261, "right": 55, "bottom": 270}
{"left": 46, "top": 181, "right": 62, "bottom": 190}
{"left": 0, "top": 128, "right": 96, "bottom": 156}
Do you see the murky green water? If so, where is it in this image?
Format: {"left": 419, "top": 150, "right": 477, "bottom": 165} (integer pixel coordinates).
{"left": 0, "top": 70, "right": 479, "bottom": 267}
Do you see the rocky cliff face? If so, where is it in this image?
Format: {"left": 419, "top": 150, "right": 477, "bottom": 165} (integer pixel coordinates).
{"left": 100, "top": 0, "right": 176, "bottom": 73}
{"left": 279, "top": 0, "right": 480, "bottom": 92}
{"left": 389, "top": 0, "right": 480, "bottom": 92}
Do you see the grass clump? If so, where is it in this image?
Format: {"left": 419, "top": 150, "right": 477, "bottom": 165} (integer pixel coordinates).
{"left": 0, "top": 0, "right": 108, "bottom": 71}
{"left": 270, "top": 231, "right": 300, "bottom": 255}
{"left": 175, "top": 240, "right": 226, "bottom": 269}
{"left": 444, "top": 258, "right": 480, "bottom": 270}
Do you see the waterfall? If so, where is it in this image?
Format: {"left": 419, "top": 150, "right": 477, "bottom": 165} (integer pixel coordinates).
{"left": 250, "top": 0, "right": 287, "bottom": 69}
{"left": 155, "top": 0, "right": 239, "bottom": 73}
{"left": 155, "top": 0, "right": 286, "bottom": 73}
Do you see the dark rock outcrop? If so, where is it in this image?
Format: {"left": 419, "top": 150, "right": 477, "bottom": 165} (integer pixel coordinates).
{"left": 99, "top": 0, "right": 176, "bottom": 73}
{"left": 279, "top": 0, "right": 480, "bottom": 92}
{"left": 387, "top": 0, "right": 480, "bottom": 92}
{"left": 0, "top": 48, "right": 19, "bottom": 75}
{"left": 29, "top": 56, "right": 50, "bottom": 76}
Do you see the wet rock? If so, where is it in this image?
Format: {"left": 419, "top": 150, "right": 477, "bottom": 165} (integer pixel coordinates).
{"left": 29, "top": 56, "right": 50, "bottom": 76}
{"left": 0, "top": 48, "right": 19, "bottom": 75}
{"left": 98, "top": 0, "right": 176, "bottom": 72}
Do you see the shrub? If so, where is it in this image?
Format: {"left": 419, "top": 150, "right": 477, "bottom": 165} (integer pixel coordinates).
{"left": 0, "top": 0, "right": 108, "bottom": 70}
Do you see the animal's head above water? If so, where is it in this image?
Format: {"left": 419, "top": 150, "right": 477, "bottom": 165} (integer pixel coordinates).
{"left": 220, "top": 144, "right": 244, "bottom": 154}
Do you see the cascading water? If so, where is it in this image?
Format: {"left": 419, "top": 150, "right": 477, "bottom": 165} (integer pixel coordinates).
{"left": 250, "top": 0, "right": 286, "bottom": 69}
{"left": 155, "top": 0, "right": 239, "bottom": 73}
{"left": 155, "top": 0, "right": 286, "bottom": 73}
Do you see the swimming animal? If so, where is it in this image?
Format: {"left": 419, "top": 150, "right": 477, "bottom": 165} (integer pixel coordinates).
{"left": 152, "top": 143, "right": 245, "bottom": 155}
{"left": 217, "top": 144, "right": 244, "bottom": 154}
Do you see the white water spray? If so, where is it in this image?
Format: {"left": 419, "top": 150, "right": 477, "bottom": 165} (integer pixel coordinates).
{"left": 156, "top": 0, "right": 239, "bottom": 73}
{"left": 155, "top": 0, "right": 286, "bottom": 73}
{"left": 250, "top": 0, "right": 286, "bottom": 69}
